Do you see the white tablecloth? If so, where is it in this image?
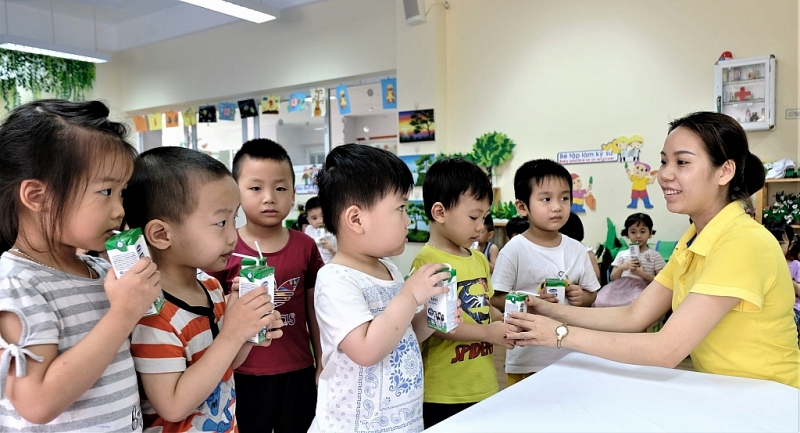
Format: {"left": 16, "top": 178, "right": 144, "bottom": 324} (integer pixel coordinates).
{"left": 426, "top": 352, "right": 799, "bottom": 432}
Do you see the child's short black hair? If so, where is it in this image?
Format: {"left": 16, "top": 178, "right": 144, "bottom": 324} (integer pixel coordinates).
{"left": 305, "top": 196, "right": 321, "bottom": 212}
{"left": 621, "top": 213, "right": 656, "bottom": 237}
{"left": 514, "top": 159, "right": 572, "bottom": 207}
{"left": 484, "top": 214, "right": 494, "bottom": 232}
{"left": 232, "top": 138, "right": 294, "bottom": 183}
{"left": 505, "top": 216, "right": 529, "bottom": 238}
{"left": 316, "top": 144, "right": 413, "bottom": 235}
{"left": 291, "top": 213, "right": 309, "bottom": 231}
{"left": 422, "top": 157, "right": 493, "bottom": 220}
{"left": 765, "top": 221, "right": 793, "bottom": 243}
{"left": 124, "top": 147, "right": 231, "bottom": 231}
{"left": 559, "top": 212, "right": 584, "bottom": 242}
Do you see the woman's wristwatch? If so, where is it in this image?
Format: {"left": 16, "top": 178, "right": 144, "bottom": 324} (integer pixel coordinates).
{"left": 555, "top": 323, "right": 569, "bottom": 349}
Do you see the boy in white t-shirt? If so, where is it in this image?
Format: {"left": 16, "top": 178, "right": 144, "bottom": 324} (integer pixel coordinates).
{"left": 491, "top": 159, "right": 601, "bottom": 386}
{"left": 311, "top": 144, "right": 454, "bottom": 432}
{"left": 304, "top": 196, "right": 337, "bottom": 264}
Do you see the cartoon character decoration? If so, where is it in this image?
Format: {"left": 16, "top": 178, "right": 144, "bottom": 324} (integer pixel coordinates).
{"left": 626, "top": 161, "right": 657, "bottom": 209}
{"left": 385, "top": 84, "right": 395, "bottom": 104}
{"left": 261, "top": 95, "right": 280, "bottom": 115}
{"left": 623, "top": 135, "right": 643, "bottom": 163}
{"left": 336, "top": 84, "right": 351, "bottom": 115}
{"left": 381, "top": 78, "right": 397, "bottom": 109}
{"left": 571, "top": 173, "right": 592, "bottom": 213}
{"left": 339, "top": 90, "right": 348, "bottom": 110}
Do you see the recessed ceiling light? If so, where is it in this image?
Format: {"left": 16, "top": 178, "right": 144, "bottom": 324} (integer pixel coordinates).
{"left": 178, "top": 0, "right": 279, "bottom": 23}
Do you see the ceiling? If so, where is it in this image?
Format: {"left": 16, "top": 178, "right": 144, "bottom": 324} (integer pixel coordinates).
{"left": 3, "top": 0, "right": 327, "bottom": 50}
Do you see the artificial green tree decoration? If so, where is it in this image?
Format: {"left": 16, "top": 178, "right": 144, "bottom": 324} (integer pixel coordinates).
{"left": 763, "top": 191, "right": 800, "bottom": 224}
{"left": 0, "top": 49, "right": 95, "bottom": 110}
{"left": 491, "top": 201, "right": 519, "bottom": 220}
{"left": 471, "top": 132, "right": 516, "bottom": 180}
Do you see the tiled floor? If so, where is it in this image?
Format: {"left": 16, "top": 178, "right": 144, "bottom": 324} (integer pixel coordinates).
{"left": 493, "top": 345, "right": 694, "bottom": 390}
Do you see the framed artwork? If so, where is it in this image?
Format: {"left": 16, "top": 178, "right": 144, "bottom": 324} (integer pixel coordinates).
{"left": 399, "top": 109, "right": 435, "bottom": 143}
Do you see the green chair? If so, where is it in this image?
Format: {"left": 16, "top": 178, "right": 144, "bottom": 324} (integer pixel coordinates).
{"left": 654, "top": 240, "right": 678, "bottom": 262}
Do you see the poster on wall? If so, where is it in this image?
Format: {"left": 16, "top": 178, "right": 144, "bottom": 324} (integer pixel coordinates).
{"left": 147, "top": 113, "right": 163, "bottom": 131}
{"left": 399, "top": 109, "right": 435, "bottom": 143}
{"left": 182, "top": 108, "right": 197, "bottom": 126}
{"left": 261, "top": 96, "right": 280, "bottom": 114}
{"left": 407, "top": 200, "right": 430, "bottom": 243}
{"left": 133, "top": 116, "right": 148, "bottom": 132}
{"left": 164, "top": 111, "right": 179, "bottom": 128}
{"left": 294, "top": 164, "right": 320, "bottom": 194}
{"left": 336, "top": 85, "right": 351, "bottom": 115}
{"left": 198, "top": 105, "right": 217, "bottom": 123}
{"left": 238, "top": 99, "right": 258, "bottom": 118}
{"left": 625, "top": 161, "right": 657, "bottom": 209}
{"left": 381, "top": 78, "right": 397, "bottom": 109}
{"left": 570, "top": 173, "right": 596, "bottom": 212}
{"left": 218, "top": 102, "right": 236, "bottom": 121}
{"left": 310, "top": 88, "right": 327, "bottom": 117}
{"left": 558, "top": 134, "right": 645, "bottom": 165}
{"left": 288, "top": 93, "right": 307, "bottom": 113}
{"left": 399, "top": 154, "right": 434, "bottom": 187}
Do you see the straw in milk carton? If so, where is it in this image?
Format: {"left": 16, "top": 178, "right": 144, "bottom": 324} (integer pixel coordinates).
{"left": 236, "top": 244, "right": 275, "bottom": 344}
{"left": 426, "top": 264, "right": 458, "bottom": 333}
{"left": 105, "top": 228, "right": 165, "bottom": 316}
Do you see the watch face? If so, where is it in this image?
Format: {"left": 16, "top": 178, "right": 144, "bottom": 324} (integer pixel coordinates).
{"left": 556, "top": 325, "right": 568, "bottom": 337}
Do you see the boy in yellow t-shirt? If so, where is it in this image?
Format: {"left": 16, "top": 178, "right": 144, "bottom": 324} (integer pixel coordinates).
{"left": 411, "top": 158, "right": 514, "bottom": 428}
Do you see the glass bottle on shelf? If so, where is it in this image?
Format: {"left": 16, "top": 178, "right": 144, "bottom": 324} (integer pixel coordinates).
{"left": 714, "top": 55, "right": 775, "bottom": 131}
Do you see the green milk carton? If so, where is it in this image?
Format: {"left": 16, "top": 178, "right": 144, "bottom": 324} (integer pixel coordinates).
{"left": 427, "top": 264, "right": 458, "bottom": 333}
{"left": 105, "top": 228, "right": 165, "bottom": 316}
{"left": 239, "top": 258, "right": 276, "bottom": 344}
{"left": 504, "top": 292, "right": 528, "bottom": 322}
{"left": 539, "top": 277, "right": 568, "bottom": 305}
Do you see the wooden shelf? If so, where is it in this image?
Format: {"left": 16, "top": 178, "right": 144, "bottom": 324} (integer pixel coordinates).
{"left": 755, "top": 177, "right": 800, "bottom": 224}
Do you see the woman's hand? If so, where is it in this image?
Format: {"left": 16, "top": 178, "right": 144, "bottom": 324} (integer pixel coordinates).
{"left": 503, "top": 312, "right": 561, "bottom": 347}
{"left": 525, "top": 294, "right": 557, "bottom": 317}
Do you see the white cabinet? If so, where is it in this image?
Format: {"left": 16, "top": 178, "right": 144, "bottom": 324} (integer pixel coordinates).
{"left": 715, "top": 55, "right": 776, "bottom": 131}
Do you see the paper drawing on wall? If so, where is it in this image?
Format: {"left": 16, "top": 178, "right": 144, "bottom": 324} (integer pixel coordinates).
{"left": 571, "top": 173, "right": 593, "bottom": 213}
{"left": 310, "top": 88, "right": 327, "bottom": 117}
{"left": 407, "top": 200, "right": 430, "bottom": 243}
{"left": 294, "top": 164, "right": 320, "bottom": 194}
{"left": 381, "top": 78, "right": 397, "bottom": 109}
{"left": 133, "top": 116, "right": 148, "bottom": 132}
{"left": 237, "top": 99, "right": 258, "bottom": 119}
{"left": 182, "top": 108, "right": 197, "bottom": 126}
{"left": 288, "top": 93, "right": 307, "bottom": 113}
{"left": 199, "top": 105, "right": 217, "bottom": 123}
{"left": 399, "top": 154, "right": 435, "bottom": 187}
{"left": 599, "top": 134, "right": 645, "bottom": 163}
{"left": 261, "top": 96, "right": 280, "bottom": 115}
{"left": 336, "top": 85, "right": 351, "bottom": 115}
{"left": 399, "top": 109, "right": 435, "bottom": 143}
{"left": 164, "top": 111, "right": 179, "bottom": 128}
{"left": 626, "top": 161, "right": 657, "bottom": 209}
{"left": 218, "top": 102, "right": 236, "bottom": 121}
{"left": 147, "top": 113, "right": 162, "bottom": 131}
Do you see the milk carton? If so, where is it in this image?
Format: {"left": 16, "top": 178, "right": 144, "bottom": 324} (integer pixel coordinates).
{"left": 504, "top": 292, "right": 528, "bottom": 322}
{"left": 628, "top": 244, "right": 640, "bottom": 263}
{"left": 239, "top": 258, "right": 276, "bottom": 344}
{"left": 314, "top": 227, "right": 328, "bottom": 245}
{"left": 539, "top": 278, "right": 568, "bottom": 304}
{"left": 427, "top": 264, "right": 458, "bottom": 333}
{"left": 105, "top": 228, "right": 165, "bottom": 316}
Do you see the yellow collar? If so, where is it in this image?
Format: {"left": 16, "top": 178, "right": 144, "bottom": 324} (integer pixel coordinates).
{"left": 678, "top": 201, "right": 746, "bottom": 258}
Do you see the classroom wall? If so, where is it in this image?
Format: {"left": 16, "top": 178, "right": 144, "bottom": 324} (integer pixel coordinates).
{"left": 443, "top": 0, "right": 799, "bottom": 249}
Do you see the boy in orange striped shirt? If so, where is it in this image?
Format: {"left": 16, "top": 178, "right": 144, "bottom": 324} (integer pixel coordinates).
{"left": 123, "top": 147, "right": 285, "bottom": 432}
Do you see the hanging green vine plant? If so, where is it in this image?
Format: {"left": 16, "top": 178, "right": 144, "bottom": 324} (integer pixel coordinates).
{"left": 0, "top": 49, "right": 95, "bottom": 110}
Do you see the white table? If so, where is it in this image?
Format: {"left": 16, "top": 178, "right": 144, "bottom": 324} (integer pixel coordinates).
{"left": 426, "top": 352, "right": 799, "bottom": 432}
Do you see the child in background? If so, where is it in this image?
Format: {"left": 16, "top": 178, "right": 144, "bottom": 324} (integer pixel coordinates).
{"left": 304, "top": 196, "right": 337, "bottom": 264}
{"left": 767, "top": 222, "right": 800, "bottom": 345}
{"left": 477, "top": 215, "right": 499, "bottom": 273}
{"left": 490, "top": 159, "right": 600, "bottom": 385}
{"left": 595, "top": 213, "right": 665, "bottom": 308}
{"left": 125, "top": 147, "right": 283, "bottom": 432}
{"left": 291, "top": 212, "right": 309, "bottom": 233}
{"left": 207, "top": 139, "right": 324, "bottom": 433}
{"left": 312, "top": 144, "right": 452, "bottom": 432}
{"left": 505, "top": 216, "right": 529, "bottom": 241}
{"left": 559, "top": 212, "right": 601, "bottom": 280}
{"left": 412, "top": 158, "right": 511, "bottom": 428}
{"left": 0, "top": 100, "right": 161, "bottom": 430}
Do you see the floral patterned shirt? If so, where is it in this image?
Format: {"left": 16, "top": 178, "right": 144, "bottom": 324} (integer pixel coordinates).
{"left": 311, "top": 259, "right": 424, "bottom": 432}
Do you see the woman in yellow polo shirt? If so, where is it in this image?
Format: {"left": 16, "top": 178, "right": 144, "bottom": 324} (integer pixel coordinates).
{"left": 506, "top": 111, "right": 799, "bottom": 388}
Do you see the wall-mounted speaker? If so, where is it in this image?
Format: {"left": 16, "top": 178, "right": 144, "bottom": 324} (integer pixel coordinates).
{"left": 403, "top": 0, "right": 426, "bottom": 26}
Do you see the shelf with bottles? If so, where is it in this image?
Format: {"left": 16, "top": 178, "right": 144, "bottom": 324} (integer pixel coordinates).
{"left": 714, "top": 55, "right": 775, "bottom": 131}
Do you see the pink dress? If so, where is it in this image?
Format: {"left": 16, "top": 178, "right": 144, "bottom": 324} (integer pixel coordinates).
{"left": 595, "top": 249, "right": 666, "bottom": 308}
